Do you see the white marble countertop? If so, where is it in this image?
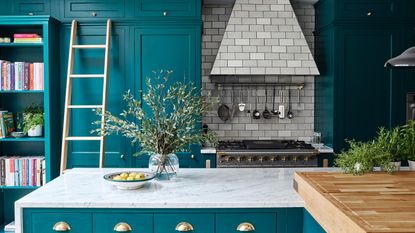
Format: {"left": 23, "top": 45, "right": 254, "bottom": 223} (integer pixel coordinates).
{"left": 15, "top": 168, "right": 337, "bottom": 233}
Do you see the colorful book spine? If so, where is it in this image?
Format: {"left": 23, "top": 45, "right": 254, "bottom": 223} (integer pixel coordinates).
{"left": 13, "top": 34, "right": 41, "bottom": 38}
{"left": 29, "top": 63, "right": 34, "bottom": 90}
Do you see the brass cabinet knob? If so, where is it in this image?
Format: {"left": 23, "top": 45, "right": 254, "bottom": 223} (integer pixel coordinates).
{"left": 175, "top": 222, "right": 194, "bottom": 232}
{"left": 92, "top": 11, "right": 97, "bottom": 17}
{"left": 114, "top": 222, "right": 132, "bottom": 232}
{"left": 28, "top": 12, "right": 34, "bottom": 16}
{"left": 163, "top": 11, "right": 168, "bottom": 16}
{"left": 236, "top": 222, "right": 255, "bottom": 232}
{"left": 191, "top": 154, "right": 195, "bottom": 159}
{"left": 367, "top": 12, "right": 373, "bottom": 16}
{"left": 53, "top": 222, "right": 71, "bottom": 232}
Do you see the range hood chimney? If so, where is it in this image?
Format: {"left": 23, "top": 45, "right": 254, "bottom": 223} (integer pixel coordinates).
{"left": 211, "top": 0, "right": 319, "bottom": 76}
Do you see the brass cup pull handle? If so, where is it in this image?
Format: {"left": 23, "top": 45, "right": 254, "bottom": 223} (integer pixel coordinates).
{"left": 163, "top": 11, "right": 168, "bottom": 16}
{"left": 175, "top": 222, "right": 194, "bottom": 232}
{"left": 367, "top": 12, "right": 373, "bottom": 16}
{"left": 237, "top": 222, "right": 255, "bottom": 232}
{"left": 114, "top": 222, "right": 132, "bottom": 232}
{"left": 53, "top": 222, "right": 71, "bottom": 232}
{"left": 92, "top": 11, "right": 97, "bottom": 17}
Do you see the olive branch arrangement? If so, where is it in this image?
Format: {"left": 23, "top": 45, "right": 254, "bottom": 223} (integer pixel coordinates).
{"left": 91, "top": 70, "right": 217, "bottom": 174}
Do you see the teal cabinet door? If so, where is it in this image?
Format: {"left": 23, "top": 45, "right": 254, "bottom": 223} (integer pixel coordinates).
{"left": 336, "top": 0, "right": 400, "bottom": 18}
{"left": 63, "top": 0, "right": 126, "bottom": 19}
{"left": 335, "top": 28, "right": 401, "bottom": 149}
{"left": 134, "top": 0, "right": 201, "bottom": 18}
{"left": 133, "top": 25, "right": 201, "bottom": 167}
{"left": 31, "top": 212, "right": 92, "bottom": 233}
{"left": 61, "top": 24, "right": 132, "bottom": 168}
{"left": 154, "top": 213, "right": 214, "bottom": 233}
{"left": 13, "top": 0, "right": 51, "bottom": 16}
{"left": 216, "top": 213, "right": 277, "bottom": 233}
{"left": 93, "top": 213, "right": 153, "bottom": 233}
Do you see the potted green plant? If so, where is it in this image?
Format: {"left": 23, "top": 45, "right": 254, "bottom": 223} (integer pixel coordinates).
{"left": 23, "top": 105, "right": 44, "bottom": 137}
{"left": 401, "top": 121, "right": 415, "bottom": 170}
{"left": 372, "top": 127, "right": 400, "bottom": 172}
{"left": 92, "top": 70, "right": 217, "bottom": 179}
{"left": 335, "top": 140, "right": 377, "bottom": 175}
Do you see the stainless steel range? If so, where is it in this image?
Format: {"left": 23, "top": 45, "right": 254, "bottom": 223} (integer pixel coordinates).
{"left": 216, "top": 140, "right": 319, "bottom": 168}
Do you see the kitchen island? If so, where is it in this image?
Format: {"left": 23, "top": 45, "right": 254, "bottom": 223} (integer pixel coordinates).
{"left": 295, "top": 171, "right": 415, "bottom": 233}
{"left": 15, "top": 168, "right": 332, "bottom": 233}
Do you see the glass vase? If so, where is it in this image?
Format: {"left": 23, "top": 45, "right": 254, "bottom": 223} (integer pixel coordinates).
{"left": 148, "top": 153, "right": 179, "bottom": 180}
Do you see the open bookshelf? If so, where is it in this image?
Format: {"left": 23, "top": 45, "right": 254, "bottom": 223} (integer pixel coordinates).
{"left": 0, "top": 16, "right": 60, "bottom": 231}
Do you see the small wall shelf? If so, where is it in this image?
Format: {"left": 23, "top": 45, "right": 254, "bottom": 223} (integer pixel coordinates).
{"left": 0, "top": 137, "right": 45, "bottom": 142}
{"left": 0, "top": 43, "right": 44, "bottom": 47}
{"left": 216, "top": 82, "right": 306, "bottom": 90}
{"left": 0, "top": 90, "right": 44, "bottom": 94}
{"left": 0, "top": 186, "right": 39, "bottom": 190}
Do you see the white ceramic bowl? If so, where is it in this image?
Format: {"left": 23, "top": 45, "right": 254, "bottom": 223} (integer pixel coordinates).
{"left": 103, "top": 171, "right": 156, "bottom": 190}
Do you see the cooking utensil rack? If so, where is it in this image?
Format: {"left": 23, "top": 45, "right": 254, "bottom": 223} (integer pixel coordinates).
{"left": 215, "top": 82, "right": 305, "bottom": 89}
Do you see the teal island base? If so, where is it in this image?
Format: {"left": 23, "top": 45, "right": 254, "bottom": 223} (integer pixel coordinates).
{"left": 22, "top": 208, "right": 325, "bottom": 233}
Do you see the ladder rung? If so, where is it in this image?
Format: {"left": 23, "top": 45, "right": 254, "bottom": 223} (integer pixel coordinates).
{"left": 67, "top": 105, "right": 103, "bottom": 109}
{"left": 72, "top": 44, "right": 106, "bottom": 49}
{"left": 65, "top": 137, "right": 102, "bottom": 141}
{"left": 70, "top": 74, "right": 105, "bottom": 78}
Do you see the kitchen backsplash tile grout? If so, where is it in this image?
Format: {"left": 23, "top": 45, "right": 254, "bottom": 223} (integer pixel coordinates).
{"left": 202, "top": 2, "right": 315, "bottom": 141}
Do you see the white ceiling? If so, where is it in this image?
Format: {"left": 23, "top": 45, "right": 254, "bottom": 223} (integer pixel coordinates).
{"left": 203, "top": 0, "right": 318, "bottom": 5}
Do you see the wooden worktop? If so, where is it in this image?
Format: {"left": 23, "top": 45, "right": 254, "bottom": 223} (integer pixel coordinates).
{"left": 294, "top": 171, "right": 415, "bottom": 233}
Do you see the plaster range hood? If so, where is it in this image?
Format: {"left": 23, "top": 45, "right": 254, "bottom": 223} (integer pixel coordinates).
{"left": 210, "top": 0, "right": 319, "bottom": 76}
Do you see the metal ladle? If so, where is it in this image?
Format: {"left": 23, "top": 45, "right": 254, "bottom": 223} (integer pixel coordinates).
{"left": 263, "top": 87, "right": 271, "bottom": 119}
{"left": 253, "top": 88, "right": 261, "bottom": 119}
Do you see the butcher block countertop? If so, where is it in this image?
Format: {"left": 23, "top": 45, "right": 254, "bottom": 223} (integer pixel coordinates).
{"left": 294, "top": 171, "right": 415, "bottom": 233}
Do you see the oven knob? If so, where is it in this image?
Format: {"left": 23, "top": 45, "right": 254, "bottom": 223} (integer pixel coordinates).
{"left": 240, "top": 156, "right": 247, "bottom": 162}
{"left": 281, "top": 156, "right": 287, "bottom": 161}
{"left": 237, "top": 156, "right": 241, "bottom": 162}
{"left": 271, "top": 157, "right": 279, "bottom": 162}
{"left": 304, "top": 156, "right": 309, "bottom": 161}
{"left": 293, "top": 156, "right": 298, "bottom": 161}
{"left": 262, "top": 156, "right": 270, "bottom": 162}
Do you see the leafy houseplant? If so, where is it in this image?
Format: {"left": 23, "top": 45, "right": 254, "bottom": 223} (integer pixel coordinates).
{"left": 335, "top": 140, "right": 378, "bottom": 175}
{"left": 92, "top": 70, "right": 217, "bottom": 179}
{"left": 23, "top": 105, "right": 44, "bottom": 137}
{"left": 401, "top": 121, "right": 415, "bottom": 170}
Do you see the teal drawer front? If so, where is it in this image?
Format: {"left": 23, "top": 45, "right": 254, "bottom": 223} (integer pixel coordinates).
{"left": 31, "top": 213, "right": 92, "bottom": 233}
{"left": 64, "top": 0, "right": 125, "bottom": 18}
{"left": 338, "top": 0, "right": 399, "bottom": 18}
{"left": 13, "top": 0, "right": 50, "bottom": 15}
{"left": 93, "top": 213, "right": 153, "bottom": 233}
{"left": 155, "top": 213, "right": 214, "bottom": 233}
{"left": 216, "top": 213, "right": 277, "bottom": 233}
{"left": 134, "top": 0, "right": 200, "bottom": 18}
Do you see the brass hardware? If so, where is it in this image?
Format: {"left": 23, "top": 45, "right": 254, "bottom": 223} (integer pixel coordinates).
{"left": 281, "top": 156, "right": 286, "bottom": 161}
{"left": 237, "top": 222, "right": 255, "bottom": 232}
{"left": 293, "top": 156, "right": 298, "bottom": 161}
{"left": 53, "top": 222, "right": 71, "bottom": 232}
{"left": 114, "top": 222, "right": 132, "bottom": 232}
{"left": 120, "top": 154, "right": 125, "bottom": 159}
{"left": 367, "top": 12, "right": 373, "bottom": 16}
{"left": 163, "top": 11, "right": 168, "bottom": 16}
{"left": 92, "top": 11, "right": 97, "bottom": 17}
{"left": 304, "top": 156, "right": 309, "bottom": 162}
{"left": 28, "top": 12, "right": 34, "bottom": 16}
{"left": 175, "top": 222, "right": 194, "bottom": 232}
{"left": 191, "top": 154, "right": 195, "bottom": 159}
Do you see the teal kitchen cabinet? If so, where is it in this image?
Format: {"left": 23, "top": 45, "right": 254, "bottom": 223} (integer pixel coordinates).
{"left": 13, "top": 0, "right": 51, "bottom": 16}
{"left": 93, "top": 213, "right": 153, "bottom": 233}
{"left": 314, "top": 0, "right": 414, "bottom": 152}
{"left": 216, "top": 213, "right": 277, "bottom": 233}
{"left": 23, "top": 208, "right": 305, "bottom": 233}
{"left": 154, "top": 213, "right": 214, "bottom": 233}
{"left": 63, "top": 0, "right": 126, "bottom": 19}
{"left": 60, "top": 24, "right": 133, "bottom": 168}
{"left": 134, "top": 0, "right": 201, "bottom": 18}
{"left": 31, "top": 212, "right": 92, "bottom": 233}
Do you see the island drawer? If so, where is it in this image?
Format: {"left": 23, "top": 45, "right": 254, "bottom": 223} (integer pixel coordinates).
{"left": 216, "top": 213, "right": 277, "bottom": 233}
{"left": 30, "top": 212, "right": 92, "bottom": 233}
{"left": 93, "top": 213, "right": 153, "bottom": 233}
{"left": 154, "top": 213, "right": 214, "bottom": 233}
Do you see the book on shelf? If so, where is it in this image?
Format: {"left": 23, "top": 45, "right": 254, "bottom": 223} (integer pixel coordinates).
{"left": 0, "top": 111, "right": 14, "bottom": 138}
{"left": 0, "top": 60, "right": 44, "bottom": 91}
{"left": 0, "top": 156, "right": 45, "bottom": 187}
{"left": 13, "top": 33, "right": 42, "bottom": 44}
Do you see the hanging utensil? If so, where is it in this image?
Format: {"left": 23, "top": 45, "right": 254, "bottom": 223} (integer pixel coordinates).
{"left": 287, "top": 88, "right": 294, "bottom": 119}
{"left": 238, "top": 87, "right": 246, "bottom": 112}
{"left": 253, "top": 87, "right": 261, "bottom": 119}
{"left": 229, "top": 87, "right": 237, "bottom": 120}
{"left": 217, "top": 87, "right": 231, "bottom": 121}
{"left": 271, "top": 86, "right": 279, "bottom": 115}
{"left": 262, "top": 87, "right": 271, "bottom": 119}
{"left": 278, "top": 90, "right": 285, "bottom": 119}
{"left": 247, "top": 87, "right": 251, "bottom": 114}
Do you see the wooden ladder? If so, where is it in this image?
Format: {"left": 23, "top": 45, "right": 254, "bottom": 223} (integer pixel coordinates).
{"left": 60, "top": 19, "right": 112, "bottom": 174}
